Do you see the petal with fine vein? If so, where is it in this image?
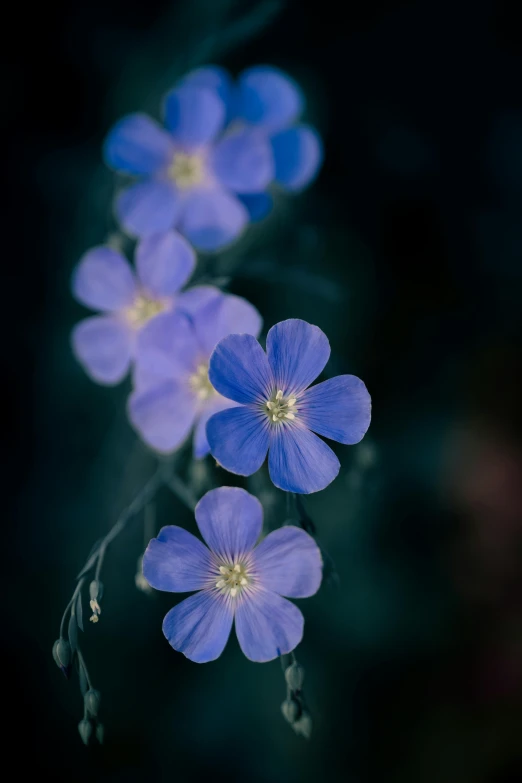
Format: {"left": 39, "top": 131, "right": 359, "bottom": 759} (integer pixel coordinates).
{"left": 209, "top": 333, "right": 272, "bottom": 404}
{"left": 162, "top": 590, "right": 233, "bottom": 663}
{"left": 193, "top": 294, "right": 262, "bottom": 358}
{"left": 195, "top": 486, "right": 263, "bottom": 560}
{"left": 254, "top": 526, "right": 322, "bottom": 598}
{"left": 268, "top": 422, "right": 340, "bottom": 494}
{"left": 212, "top": 129, "right": 274, "bottom": 193}
{"left": 116, "top": 180, "right": 180, "bottom": 238}
{"left": 163, "top": 85, "right": 225, "bottom": 148}
{"left": 143, "top": 526, "right": 213, "bottom": 593}
{"left": 235, "top": 589, "right": 304, "bottom": 662}
{"left": 206, "top": 405, "right": 270, "bottom": 477}
{"left": 266, "top": 319, "right": 330, "bottom": 395}
{"left": 299, "top": 375, "right": 372, "bottom": 445}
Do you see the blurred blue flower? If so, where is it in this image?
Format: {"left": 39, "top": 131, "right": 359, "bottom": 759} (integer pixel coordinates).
{"left": 143, "top": 486, "right": 322, "bottom": 663}
{"left": 71, "top": 232, "right": 215, "bottom": 385}
{"left": 128, "top": 293, "right": 262, "bottom": 457}
{"left": 182, "top": 64, "right": 324, "bottom": 221}
{"left": 207, "top": 319, "right": 371, "bottom": 494}
{"left": 104, "top": 84, "right": 274, "bottom": 251}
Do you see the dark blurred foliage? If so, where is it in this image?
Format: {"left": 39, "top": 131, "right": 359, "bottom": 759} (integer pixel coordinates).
{"left": 6, "top": 0, "right": 522, "bottom": 780}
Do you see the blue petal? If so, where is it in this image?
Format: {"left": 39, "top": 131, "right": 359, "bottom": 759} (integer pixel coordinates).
{"left": 193, "top": 294, "right": 262, "bottom": 357}
{"left": 253, "top": 526, "right": 322, "bottom": 597}
{"left": 206, "top": 405, "right": 270, "bottom": 476}
{"left": 268, "top": 422, "right": 340, "bottom": 494}
{"left": 116, "top": 180, "right": 180, "bottom": 238}
{"left": 179, "top": 188, "right": 248, "bottom": 251}
{"left": 103, "top": 113, "right": 174, "bottom": 175}
{"left": 71, "top": 316, "right": 133, "bottom": 386}
{"left": 209, "top": 333, "right": 273, "bottom": 404}
{"left": 238, "top": 192, "right": 273, "bottom": 222}
{"left": 180, "top": 65, "right": 236, "bottom": 121}
{"left": 195, "top": 486, "right": 263, "bottom": 560}
{"left": 300, "top": 375, "right": 372, "bottom": 445}
{"left": 163, "top": 590, "right": 234, "bottom": 663}
{"left": 127, "top": 379, "right": 197, "bottom": 454}
{"left": 135, "top": 231, "right": 196, "bottom": 298}
{"left": 143, "top": 526, "right": 213, "bottom": 592}
{"left": 163, "top": 85, "right": 225, "bottom": 148}
{"left": 238, "top": 66, "right": 303, "bottom": 131}
{"left": 272, "top": 125, "right": 323, "bottom": 191}
{"left": 176, "top": 285, "right": 223, "bottom": 316}
{"left": 72, "top": 246, "right": 137, "bottom": 312}
{"left": 212, "top": 129, "right": 274, "bottom": 193}
{"left": 235, "top": 589, "right": 304, "bottom": 662}
{"left": 266, "top": 319, "right": 330, "bottom": 395}
{"left": 193, "top": 396, "right": 236, "bottom": 459}
{"left": 134, "top": 311, "right": 198, "bottom": 390}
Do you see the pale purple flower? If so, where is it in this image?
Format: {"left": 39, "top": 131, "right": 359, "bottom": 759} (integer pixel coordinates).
{"left": 71, "top": 231, "right": 216, "bottom": 385}
{"left": 207, "top": 319, "right": 372, "bottom": 494}
{"left": 128, "top": 293, "right": 261, "bottom": 457}
{"left": 104, "top": 84, "right": 274, "bottom": 251}
{"left": 143, "top": 486, "right": 322, "bottom": 663}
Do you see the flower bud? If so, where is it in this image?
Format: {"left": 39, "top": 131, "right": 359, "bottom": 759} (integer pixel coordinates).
{"left": 284, "top": 662, "right": 305, "bottom": 691}
{"left": 78, "top": 719, "right": 92, "bottom": 745}
{"left": 281, "top": 697, "right": 300, "bottom": 724}
{"left": 84, "top": 689, "right": 101, "bottom": 718}
{"left": 293, "top": 711, "right": 312, "bottom": 739}
{"left": 89, "top": 580, "right": 103, "bottom": 601}
{"left": 95, "top": 723, "right": 105, "bottom": 744}
{"left": 52, "top": 638, "right": 71, "bottom": 678}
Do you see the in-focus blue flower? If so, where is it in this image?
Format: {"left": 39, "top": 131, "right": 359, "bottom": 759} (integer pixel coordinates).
{"left": 104, "top": 84, "right": 275, "bottom": 251}
{"left": 143, "top": 486, "right": 322, "bottom": 663}
{"left": 207, "top": 319, "right": 371, "bottom": 494}
{"left": 128, "top": 293, "right": 262, "bottom": 457}
{"left": 71, "top": 231, "right": 215, "bottom": 385}
{"left": 182, "top": 64, "right": 324, "bottom": 221}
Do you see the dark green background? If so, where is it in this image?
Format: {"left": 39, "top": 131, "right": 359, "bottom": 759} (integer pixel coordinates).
{"left": 9, "top": 1, "right": 522, "bottom": 780}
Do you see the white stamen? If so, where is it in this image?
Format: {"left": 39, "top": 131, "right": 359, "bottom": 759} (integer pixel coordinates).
{"left": 230, "top": 588, "right": 238, "bottom": 598}
{"left": 219, "top": 566, "right": 227, "bottom": 574}
{"left": 285, "top": 412, "right": 295, "bottom": 420}
{"left": 276, "top": 389, "right": 284, "bottom": 400}
{"left": 233, "top": 564, "right": 241, "bottom": 572}
{"left": 216, "top": 579, "right": 226, "bottom": 588}
{"left": 240, "top": 578, "right": 248, "bottom": 586}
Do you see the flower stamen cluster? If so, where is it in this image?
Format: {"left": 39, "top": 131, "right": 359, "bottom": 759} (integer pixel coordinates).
{"left": 189, "top": 363, "right": 215, "bottom": 401}
{"left": 125, "top": 295, "right": 166, "bottom": 328}
{"left": 167, "top": 152, "right": 205, "bottom": 189}
{"left": 215, "top": 561, "right": 250, "bottom": 598}
{"left": 265, "top": 389, "right": 297, "bottom": 423}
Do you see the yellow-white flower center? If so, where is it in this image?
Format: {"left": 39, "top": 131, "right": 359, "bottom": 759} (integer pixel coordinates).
{"left": 167, "top": 152, "right": 205, "bottom": 189}
{"left": 189, "top": 363, "right": 215, "bottom": 401}
{"left": 215, "top": 562, "right": 250, "bottom": 598}
{"left": 125, "top": 295, "right": 165, "bottom": 328}
{"left": 264, "top": 389, "right": 297, "bottom": 424}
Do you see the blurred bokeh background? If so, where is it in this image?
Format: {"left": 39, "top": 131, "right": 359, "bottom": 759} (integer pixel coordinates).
{"left": 8, "top": 0, "right": 522, "bottom": 780}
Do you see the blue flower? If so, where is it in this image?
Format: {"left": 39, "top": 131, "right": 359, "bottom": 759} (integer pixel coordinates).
{"left": 143, "top": 486, "right": 322, "bottom": 663}
{"left": 207, "top": 319, "right": 372, "bottom": 494}
{"left": 71, "top": 231, "right": 215, "bottom": 385}
{"left": 128, "top": 293, "right": 262, "bottom": 457}
{"left": 182, "top": 64, "right": 324, "bottom": 221}
{"left": 104, "top": 84, "right": 275, "bottom": 251}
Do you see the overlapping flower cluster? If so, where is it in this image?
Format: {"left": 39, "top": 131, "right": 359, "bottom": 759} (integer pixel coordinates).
{"left": 104, "top": 65, "right": 323, "bottom": 251}
{"left": 69, "top": 64, "right": 372, "bottom": 667}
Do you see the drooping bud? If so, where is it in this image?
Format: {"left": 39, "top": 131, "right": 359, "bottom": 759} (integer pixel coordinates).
{"left": 78, "top": 718, "right": 92, "bottom": 745}
{"left": 135, "top": 556, "right": 153, "bottom": 594}
{"left": 281, "top": 697, "right": 300, "bottom": 724}
{"left": 293, "top": 711, "right": 312, "bottom": 739}
{"left": 52, "top": 638, "right": 71, "bottom": 678}
{"left": 89, "top": 580, "right": 103, "bottom": 622}
{"left": 95, "top": 723, "right": 105, "bottom": 744}
{"left": 284, "top": 662, "right": 305, "bottom": 691}
{"left": 84, "top": 689, "right": 101, "bottom": 718}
